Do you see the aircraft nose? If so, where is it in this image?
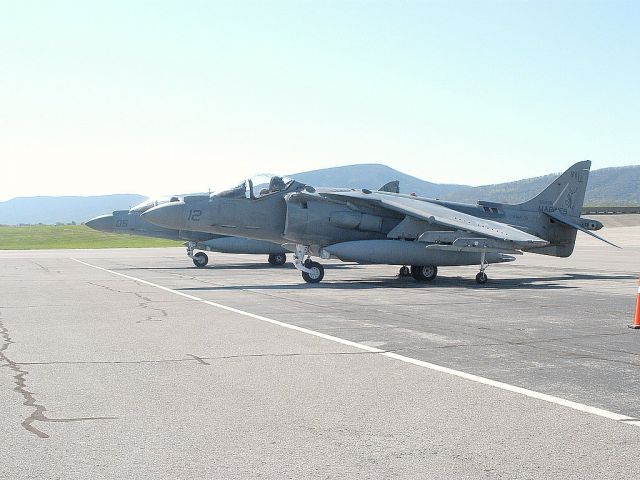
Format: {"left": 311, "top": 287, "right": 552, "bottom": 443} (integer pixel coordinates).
{"left": 142, "top": 202, "right": 187, "bottom": 230}
{"left": 86, "top": 214, "right": 115, "bottom": 232}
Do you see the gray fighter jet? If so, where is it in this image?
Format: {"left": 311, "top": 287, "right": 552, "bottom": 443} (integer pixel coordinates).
{"left": 86, "top": 195, "right": 289, "bottom": 267}
{"left": 142, "top": 162, "right": 615, "bottom": 284}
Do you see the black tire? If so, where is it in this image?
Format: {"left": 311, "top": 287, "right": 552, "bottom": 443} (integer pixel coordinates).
{"left": 193, "top": 252, "right": 208, "bottom": 268}
{"left": 399, "top": 266, "right": 411, "bottom": 277}
{"left": 301, "top": 261, "right": 324, "bottom": 284}
{"left": 475, "top": 272, "right": 488, "bottom": 284}
{"left": 410, "top": 265, "right": 438, "bottom": 282}
{"left": 268, "top": 253, "right": 287, "bottom": 266}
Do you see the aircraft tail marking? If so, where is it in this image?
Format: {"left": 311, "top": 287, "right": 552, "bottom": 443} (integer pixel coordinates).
{"left": 518, "top": 160, "right": 591, "bottom": 218}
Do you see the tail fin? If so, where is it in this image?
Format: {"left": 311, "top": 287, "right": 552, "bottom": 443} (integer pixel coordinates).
{"left": 515, "top": 160, "right": 618, "bottom": 256}
{"left": 518, "top": 160, "right": 591, "bottom": 217}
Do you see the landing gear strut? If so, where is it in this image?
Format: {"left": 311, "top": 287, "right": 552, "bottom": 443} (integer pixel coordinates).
{"left": 268, "top": 253, "right": 287, "bottom": 266}
{"left": 475, "top": 251, "right": 488, "bottom": 284}
{"left": 187, "top": 241, "right": 208, "bottom": 268}
{"left": 292, "top": 245, "right": 324, "bottom": 284}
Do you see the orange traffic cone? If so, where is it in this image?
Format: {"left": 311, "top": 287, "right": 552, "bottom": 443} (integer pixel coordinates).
{"left": 630, "top": 278, "right": 640, "bottom": 329}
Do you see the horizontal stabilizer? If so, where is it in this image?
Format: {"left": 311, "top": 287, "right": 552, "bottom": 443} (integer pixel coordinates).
{"left": 545, "top": 212, "right": 621, "bottom": 249}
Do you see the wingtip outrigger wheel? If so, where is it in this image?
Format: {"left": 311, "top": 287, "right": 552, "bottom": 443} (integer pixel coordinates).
{"left": 475, "top": 271, "right": 488, "bottom": 284}
{"left": 475, "top": 251, "right": 489, "bottom": 284}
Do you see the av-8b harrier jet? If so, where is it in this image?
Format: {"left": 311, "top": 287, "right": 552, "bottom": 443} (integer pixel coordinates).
{"left": 86, "top": 195, "right": 290, "bottom": 267}
{"left": 142, "top": 162, "right": 616, "bottom": 284}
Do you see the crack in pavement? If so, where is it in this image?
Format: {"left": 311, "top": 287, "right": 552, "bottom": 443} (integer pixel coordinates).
{"left": 15, "top": 349, "right": 392, "bottom": 367}
{"left": 0, "top": 316, "right": 117, "bottom": 439}
{"left": 433, "top": 331, "right": 634, "bottom": 350}
{"left": 186, "top": 354, "right": 211, "bottom": 365}
{"left": 30, "top": 261, "right": 50, "bottom": 273}
{"left": 447, "top": 332, "right": 640, "bottom": 368}
{"left": 88, "top": 282, "right": 168, "bottom": 323}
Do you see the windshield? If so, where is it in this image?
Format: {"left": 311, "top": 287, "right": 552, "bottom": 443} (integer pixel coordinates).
{"left": 214, "top": 174, "right": 296, "bottom": 199}
{"left": 130, "top": 195, "right": 183, "bottom": 213}
{"left": 131, "top": 197, "right": 172, "bottom": 213}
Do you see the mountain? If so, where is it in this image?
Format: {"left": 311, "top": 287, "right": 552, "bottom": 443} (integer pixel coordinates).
{"left": 0, "top": 194, "right": 146, "bottom": 226}
{"left": 441, "top": 165, "right": 640, "bottom": 206}
{"left": 292, "top": 163, "right": 639, "bottom": 206}
{"left": 0, "top": 163, "right": 637, "bottom": 224}
{"left": 290, "top": 163, "right": 466, "bottom": 198}
{"left": 0, "top": 164, "right": 466, "bottom": 225}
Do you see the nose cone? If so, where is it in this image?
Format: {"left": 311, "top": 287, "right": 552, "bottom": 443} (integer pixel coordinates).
{"left": 86, "top": 214, "right": 115, "bottom": 232}
{"left": 142, "top": 202, "right": 187, "bottom": 230}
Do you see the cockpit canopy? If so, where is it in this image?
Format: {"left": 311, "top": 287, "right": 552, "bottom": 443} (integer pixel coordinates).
{"left": 130, "top": 195, "right": 182, "bottom": 213}
{"left": 215, "top": 174, "right": 299, "bottom": 199}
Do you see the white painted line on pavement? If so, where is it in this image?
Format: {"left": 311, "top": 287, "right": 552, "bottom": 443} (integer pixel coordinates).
{"left": 72, "top": 258, "right": 640, "bottom": 427}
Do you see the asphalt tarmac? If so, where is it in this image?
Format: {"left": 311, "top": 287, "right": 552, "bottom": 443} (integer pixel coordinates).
{"left": 1, "top": 225, "right": 639, "bottom": 479}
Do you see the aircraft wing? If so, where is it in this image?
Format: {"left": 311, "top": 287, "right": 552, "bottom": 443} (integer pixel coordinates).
{"left": 322, "top": 190, "right": 549, "bottom": 248}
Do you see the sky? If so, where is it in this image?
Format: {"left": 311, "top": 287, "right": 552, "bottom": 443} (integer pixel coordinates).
{"left": 1, "top": 0, "right": 639, "bottom": 201}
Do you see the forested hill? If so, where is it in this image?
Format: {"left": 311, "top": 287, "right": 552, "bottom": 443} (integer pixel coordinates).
{"left": 441, "top": 165, "right": 640, "bottom": 206}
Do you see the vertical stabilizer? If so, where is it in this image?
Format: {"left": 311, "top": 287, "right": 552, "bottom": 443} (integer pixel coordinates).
{"left": 518, "top": 161, "right": 591, "bottom": 217}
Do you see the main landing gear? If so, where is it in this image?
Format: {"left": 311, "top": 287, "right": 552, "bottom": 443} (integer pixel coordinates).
{"left": 268, "top": 253, "right": 287, "bottom": 266}
{"left": 410, "top": 265, "right": 438, "bottom": 282}
{"left": 399, "top": 265, "right": 438, "bottom": 282}
{"left": 292, "top": 245, "right": 324, "bottom": 284}
{"left": 475, "top": 251, "right": 489, "bottom": 284}
{"left": 187, "top": 242, "right": 209, "bottom": 268}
